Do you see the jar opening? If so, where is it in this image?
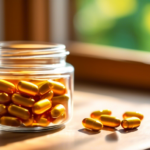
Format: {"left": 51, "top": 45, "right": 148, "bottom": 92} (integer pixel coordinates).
{"left": 0, "top": 41, "right": 69, "bottom": 69}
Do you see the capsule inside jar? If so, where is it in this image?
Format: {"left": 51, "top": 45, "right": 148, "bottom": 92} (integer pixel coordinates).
{"left": 51, "top": 113, "right": 66, "bottom": 124}
{"left": 0, "top": 116, "right": 21, "bottom": 127}
{"left": 41, "top": 90, "right": 53, "bottom": 100}
{"left": 8, "top": 104, "right": 30, "bottom": 120}
{"left": 0, "top": 79, "right": 15, "bottom": 94}
{"left": 48, "top": 80, "right": 66, "bottom": 95}
{"left": 17, "top": 81, "right": 38, "bottom": 96}
{"left": 82, "top": 118, "right": 103, "bottom": 131}
{"left": 0, "top": 104, "right": 7, "bottom": 116}
{"left": 121, "top": 117, "right": 141, "bottom": 129}
{"left": 0, "top": 93, "right": 10, "bottom": 104}
{"left": 51, "top": 104, "right": 65, "bottom": 118}
{"left": 99, "top": 115, "right": 121, "bottom": 128}
{"left": 12, "top": 93, "right": 35, "bottom": 107}
{"left": 32, "top": 99, "right": 52, "bottom": 114}
{"left": 90, "top": 110, "right": 112, "bottom": 120}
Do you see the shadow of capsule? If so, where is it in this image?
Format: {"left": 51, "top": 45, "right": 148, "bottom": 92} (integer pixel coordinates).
{"left": 105, "top": 132, "right": 119, "bottom": 142}
{"left": 78, "top": 128, "right": 100, "bottom": 135}
{"left": 0, "top": 125, "right": 65, "bottom": 147}
{"left": 102, "top": 126, "right": 117, "bottom": 132}
{"left": 118, "top": 128, "right": 138, "bottom": 134}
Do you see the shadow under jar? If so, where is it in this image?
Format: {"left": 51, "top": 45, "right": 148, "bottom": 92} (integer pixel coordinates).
{"left": 0, "top": 41, "right": 74, "bottom": 132}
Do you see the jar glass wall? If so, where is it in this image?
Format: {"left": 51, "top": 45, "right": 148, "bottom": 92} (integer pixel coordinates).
{"left": 0, "top": 41, "right": 74, "bottom": 132}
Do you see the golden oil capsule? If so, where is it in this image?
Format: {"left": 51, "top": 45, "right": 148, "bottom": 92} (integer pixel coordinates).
{"left": 0, "top": 93, "right": 10, "bottom": 104}
{"left": 121, "top": 117, "right": 141, "bottom": 129}
{"left": 41, "top": 90, "right": 53, "bottom": 100}
{"left": 17, "top": 81, "right": 38, "bottom": 96}
{"left": 38, "top": 81, "right": 53, "bottom": 95}
{"left": 0, "top": 116, "right": 21, "bottom": 127}
{"left": 52, "top": 94, "right": 69, "bottom": 103}
{"left": 37, "top": 118, "right": 50, "bottom": 127}
{"left": 48, "top": 80, "right": 66, "bottom": 95}
{"left": 8, "top": 104, "right": 30, "bottom": 120}
{"left": 0, "top": 79, "right": 15, "bottom": 94}
{"left": 90, "top": 110, "right": 112, "bottom": 120}
{"left": 52, "top": 113, "right": 66, "bottom": 124}
{"left": 22, "top": 115, "right": 34, "bottom": 126}
{"left": 12, "top": 93, "right": 35, "bottom": 107}
{"left": 82, "top": 118, "right": 103, "bottom": 131}
{"left": 123, "top": 111, "right": 144, "bottom": 120}
{"left": 32, "top": 99, "right": 52, "bottom": 114}
{"left": 0, "top": 104, "right": 7, "bottom": 116}
{"left": 51, "top": 104, "right": 65, "bottom": 118}
{"left": 99, "top": 115, "right": 121, "bottom": 127}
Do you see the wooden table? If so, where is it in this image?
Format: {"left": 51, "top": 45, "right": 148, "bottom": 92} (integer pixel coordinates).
{"left": 1, "top": 83, "right": 150, "bottom": 150}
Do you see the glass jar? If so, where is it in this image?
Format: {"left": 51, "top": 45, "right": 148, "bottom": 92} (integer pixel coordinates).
{"left": 0, "top": 41, "right": 74, "bottom": 132}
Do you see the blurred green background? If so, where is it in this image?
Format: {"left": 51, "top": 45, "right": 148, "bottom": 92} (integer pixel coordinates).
{"left": 74, "top": 0, "right": 150, "bottom": 51}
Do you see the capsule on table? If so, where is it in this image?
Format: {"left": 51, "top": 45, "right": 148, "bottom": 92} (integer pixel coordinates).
{"left": 123, "top": 111, "right": 144, "bottom": 120}
{"left": 38, "top": 81, "right": 53, "bottom": 95}
{"left": 0, "top": 116, "right": 21, "bottom": 127}
{"left": 22, "top": 115, "right": 34, "bottom": 126}
{"left": 82, "top": 118, "right": 103, "bottom": 131}
{"left": 52, "top": 113, "right": 66, "bottom": 124}
{"left": 0, "top": 93, "right": 10, "bottom": 104}
{"left": 121, "top": 117, "right": 141, "bottom": 129}
{"left": 12, "top": 93, "right": 35, "bottom": 107}
{"left": 32, "top": 99, "right": 52, "bottom": 114}
{"left": 0, "top": 79, "right": 15, "bottom": 94}
{"left": 99, "top": 115, "right": 121, "bottom": 128}
{"left": 8, "top": 104, "right": 30, "bottom": 120}
{"left": 0, "top": 104, "right": 7, "bottom": 116}
{"left": 90, "top": 110, "right": 112, "bottom": 120}
{"left": 17, "top": 81, "right": 38, "bottom": 96}
{"left": 41, "top": 90, "right": 53, "bottom": 100}
{"left": 51, "top": 104, "right": 65, "bottom": 118}
{"left": 48, "top": 80, "right": 66, "bottom": 95}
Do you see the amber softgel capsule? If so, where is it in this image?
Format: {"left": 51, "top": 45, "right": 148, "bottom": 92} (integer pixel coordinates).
{"left": 123, "top": 111, "right": 144, "bottom": 120}
{"left": 0, "top": 93, "right": 10, "bottom": 104}
{"left": 12, "top": 93, "right": 35, "bottom": 107}
{"left": 17, "top": 81, "right": 38, "bottom": 96}
{"left": 99, "top": 115, "right": 121, "bottom": 128}
{"left": 90, "top": 110, "right": 112, "bottom": 120}
{"left": 82, "top": 118, "right": 103, "bottom": 131}
{"left": 121, "top": 117, "right": 141, "bottom": 129}
{"left": 32, "top": 99, "right": 52, "bottom": 114}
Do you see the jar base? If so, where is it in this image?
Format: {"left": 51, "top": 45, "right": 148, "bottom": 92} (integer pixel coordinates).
{"left": 0, "top": 124, "right": 65, "bottom": 132}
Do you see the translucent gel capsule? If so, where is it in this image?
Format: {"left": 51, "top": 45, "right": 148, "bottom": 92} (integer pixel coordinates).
{"left": 0, "top": 104, "right": 7, "bottom": 116}
{"left": 0, "top": 93, "right": 10, "bottom": 104}
{"left": 0, "top": 116, "right": 21, "bottom": 127}
{"left": 41, "top": 90, "right": 53, "bottom": 100}
{"left": 51, "top": 113, "right": 66, "bottom": 124}
{"left": 82, "top": 118, "right": 103, "bottom": 131}
{"left": 32, "top": 99, "right": 52, "bottom": 114}
{"left": 12, "top": 93, "right": 35, "bottom": 107}
{"left": 37, "top": 118, "right": 50, "bottom": 127}
{"left": 90, "top": 110, "right": 112, "bottom": 120}
{"left": 48, "top": 80, "right": 66, "bottom": 95}
{"left": 17, "top": 81, "right": 38, "bottom": 96}
{"left": 8, "top": 104, "right": 30, "bottom": 120}
{"left": 99, "top": 115, "right": 121, "bottom": 128}
{"left": 123, "top": 111, "right": 144, "bottom": 120}
{"left": 38, "top": 81, "right": 53, "bottom": 95}
{"left": 0, "top": 79, "right": 15, "bottom": 94}
{"left": 51, "top": 104, "right": 65, "bottom": 118}
{"left": 121, "top": 117, "right": 141, "bottom": 129}
{"left": 52, "top": 94, "right": 69, "bottom": 120}
{"left": 22, "top": 115, "right": 34, "bottom": 126}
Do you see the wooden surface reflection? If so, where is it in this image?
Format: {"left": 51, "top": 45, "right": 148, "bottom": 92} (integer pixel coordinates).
{"left": 1, "top": 83, "right": 150, "bottom": 150}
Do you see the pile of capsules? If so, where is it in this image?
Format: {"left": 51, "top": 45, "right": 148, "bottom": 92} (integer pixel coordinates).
{"left": 82, "top": 110, "right": 144, "bottom": 131}
{"left": 0, "top": 79, "right": 69, "bottom": 127}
